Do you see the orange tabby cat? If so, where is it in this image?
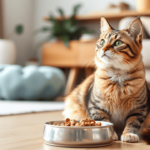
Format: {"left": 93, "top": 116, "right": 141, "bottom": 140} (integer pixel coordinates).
{"left": 63, "top": 17, "right": 150, "bottom": 143}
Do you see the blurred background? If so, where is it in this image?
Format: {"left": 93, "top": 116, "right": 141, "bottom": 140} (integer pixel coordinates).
{"left": 0, "top": 0, "right": 150, "bottom": 115}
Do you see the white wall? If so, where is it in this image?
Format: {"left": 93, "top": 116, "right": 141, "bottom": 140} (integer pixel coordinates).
{"left": 3, "top": 0, "right": 34, "bottom": 65}
{"left": 3, "top": 0, "right": 137, "bottom": 65}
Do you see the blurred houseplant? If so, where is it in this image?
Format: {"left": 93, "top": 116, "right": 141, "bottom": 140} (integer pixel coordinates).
{"left": 37, "top": 4, "right": 94, "bottom": 47}
{"left": 0, "top": 25, "right": 23, "bottom": 64}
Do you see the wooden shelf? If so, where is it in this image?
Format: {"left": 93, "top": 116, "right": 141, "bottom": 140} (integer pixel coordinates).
{"left": 44, "top": 10, "right": 150, "bottom": 22}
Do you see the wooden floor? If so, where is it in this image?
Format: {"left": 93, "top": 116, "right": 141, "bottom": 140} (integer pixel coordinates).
{"left": 0, "top": 111, "right": 150, "bottom": 150}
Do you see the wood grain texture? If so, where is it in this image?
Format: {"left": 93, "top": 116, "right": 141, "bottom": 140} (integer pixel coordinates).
{"left": 0, "top": 111, "right": 150, "bottom": 150}
{"left": 42, "top": 41, "right": 78, "bottom": 67}
{"left": 42, "top": 40, "right": 95, "bottom": 67}
{"left": 65, "top": 68, "right": 79, "bottom": 96}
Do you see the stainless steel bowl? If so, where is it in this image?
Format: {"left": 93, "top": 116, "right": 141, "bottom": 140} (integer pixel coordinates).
{"left": 43, "top": 120, "right": 114, "bottom": 148}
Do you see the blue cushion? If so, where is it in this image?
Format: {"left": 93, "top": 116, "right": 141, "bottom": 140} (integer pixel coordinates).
{"left": 0, "top": 65, "right": 65, "bottom": 100}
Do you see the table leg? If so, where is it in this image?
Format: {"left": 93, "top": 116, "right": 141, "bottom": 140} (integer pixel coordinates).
{"left": 86, "top": 68, "right": 93, "bottom": 78}
{"left": 64, "top": 67, "right": 79, "bottom": 96}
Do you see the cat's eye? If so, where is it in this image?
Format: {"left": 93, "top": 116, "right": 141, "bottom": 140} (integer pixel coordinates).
{"left": 115, "top": 40, "right": 123, "bottom": 46}
{"left": 100, "top": 40, "right": 105, "bottom": 46}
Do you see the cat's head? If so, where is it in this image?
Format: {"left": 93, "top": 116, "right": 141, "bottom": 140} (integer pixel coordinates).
{"left": 95, "top": 17, "right": 143, "bottom": 71}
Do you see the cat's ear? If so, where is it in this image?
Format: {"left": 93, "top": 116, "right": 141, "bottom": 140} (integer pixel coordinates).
{"left": 100, "top": 17, "right": 113, "bottom": 33}
{"left": 124, "top": 17, "right": 143, "bottom": 40}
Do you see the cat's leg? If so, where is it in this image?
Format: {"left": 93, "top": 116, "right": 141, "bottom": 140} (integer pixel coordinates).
{"left": 63, "top": 74, "right": 95, "bottom": 120}
{"left": 112, "top": 132, "right": 118, "bottom": 141}
{"left": 89, "top": 108, "right": 118, "bottom": 141}
{"left": 63, "top": 96, "right": 88, "bottom": 120}
{"left": 121, "top": 111, "right": 147, "bottom": 143}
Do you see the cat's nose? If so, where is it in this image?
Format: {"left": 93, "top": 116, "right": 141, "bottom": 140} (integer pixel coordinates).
{"left": 102, "top": 48, "right": 109, "bottom": 52}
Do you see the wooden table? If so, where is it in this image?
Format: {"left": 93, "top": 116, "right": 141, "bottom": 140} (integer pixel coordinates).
{"left": 42, "top": 40, "right": 96, "bottom": 96}
{"left": 1, "top": 111, "right": 150, "bottom": 150}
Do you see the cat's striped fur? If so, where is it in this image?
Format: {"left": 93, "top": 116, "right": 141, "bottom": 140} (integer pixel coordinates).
{"left": 63, "top": 17, "right": 150, "bottom": 143}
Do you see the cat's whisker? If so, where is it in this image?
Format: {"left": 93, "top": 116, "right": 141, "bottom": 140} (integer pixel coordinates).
{"left": 81, "top": 57, "right": 94, "bottom": 68}
{"left": 94, "top": 28, "right": 100, "bottom": 35}
{"left": 85, "top": 58, "right": 94, "bottom": 71}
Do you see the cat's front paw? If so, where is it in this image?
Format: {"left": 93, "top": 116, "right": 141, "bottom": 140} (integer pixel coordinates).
{"left": 112, "top": 131, "right": 118, "bottom": 141}
{"left": 121, "top": 133, "right": 139, "bottom": 143}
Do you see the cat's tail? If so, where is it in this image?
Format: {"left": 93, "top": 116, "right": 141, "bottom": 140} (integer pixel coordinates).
{"left": 141, "top": 113, "right": 150, "bottom": 144}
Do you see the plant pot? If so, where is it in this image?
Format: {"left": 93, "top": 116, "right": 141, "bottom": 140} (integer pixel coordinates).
{"left": 136, "top": 0, "right": 150, "bottom": 12}
{"left": 0, "top": 40, "right": 16, "bottom": 64}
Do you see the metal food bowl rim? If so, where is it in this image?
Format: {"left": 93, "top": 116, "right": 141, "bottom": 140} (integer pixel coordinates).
{"left": 44, "top": 120, "right": 114, "bottom": 129}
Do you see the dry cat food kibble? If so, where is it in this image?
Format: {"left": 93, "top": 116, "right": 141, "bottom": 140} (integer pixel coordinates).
{"left": 53, "top": 118, "right": 102, "bottom": 126}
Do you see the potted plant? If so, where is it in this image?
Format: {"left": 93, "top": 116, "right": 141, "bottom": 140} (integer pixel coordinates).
{"left": 136, "top": 0, "right": 150, "bottom": 12}
{"left": 37, "top": 4, "right": 94, "bottom": 47}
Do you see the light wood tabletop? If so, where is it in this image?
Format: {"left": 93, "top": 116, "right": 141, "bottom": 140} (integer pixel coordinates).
{"left": 0, "top": 111, "right": 150, "bottom": 150}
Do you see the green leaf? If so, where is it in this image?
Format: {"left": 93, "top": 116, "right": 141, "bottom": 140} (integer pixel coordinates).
{"left": 69, "top": 26, "right": 78, "bottom": 33}
{"left": 49, "top": 14, "right": 56, "bottom": 23}
{"left": 60, "top": 36, "right": 70, "bottom": 47}
{"left": 15, "top": 25, "right": 23, "bottom": 34}
{"left": 70, "top": 4, "right": 81, "bottom": 18}
{"left": 34, "top": 27, "right": 51, "bottom": 34}
{"left": 57, "top": 8, "right": 64, "bottom": 17}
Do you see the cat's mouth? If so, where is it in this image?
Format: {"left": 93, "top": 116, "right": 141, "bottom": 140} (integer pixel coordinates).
{"left": 101, "top": 53, "right": 106, "bottom": 57}
{"left": 99, "top": 50, "right": 111, "bottom": 59}
{"left": 96, "top": 50, "right": 113, "bottom": 64}
{"left": 101, "top": 53, "right": 110, "bottom": 59}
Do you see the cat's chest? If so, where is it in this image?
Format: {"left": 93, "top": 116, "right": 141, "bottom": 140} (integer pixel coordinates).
{"left": 94, "top": 67, "right": 145, "bottom": 120}
{"left": 105, "top": 69, "right": 130, "bottom": 86}
{"left": 97, "top": 95, "right": 132, "bottom": 125}
{"left": 97, "top": 69, "right": 133, "bottom": 100}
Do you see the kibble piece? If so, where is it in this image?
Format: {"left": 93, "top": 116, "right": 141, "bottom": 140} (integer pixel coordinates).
{"left": 80, "top": 118, "right": 88, "bottom": 123}
{"left": 65, "top": 118, "right": 70, "bottom": 123}
{"left": 65, "top": 122, "right": 70, "bottom": 126}
{"left": 90, "top": 121, "right": 96, "bottom": 126}
{"left": 80, "top": 121, "right": 86, "bottom": 126}
{"left": 75, "top": 123, "right": 80, "bottom": 126}
{"left": 88, "top": 119, "right": 95, "bottom": 123}
{"left": 60, "top": 123, "right": 65, "bottom": 126}
{"left": 70, "top": 119, "right": 76, "bottom": 125}
{"left": 96, "top": 122, "right": 101, "bottom": 126}
{"left": 85, "top": 122, "right": 91, "bottom": 126}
